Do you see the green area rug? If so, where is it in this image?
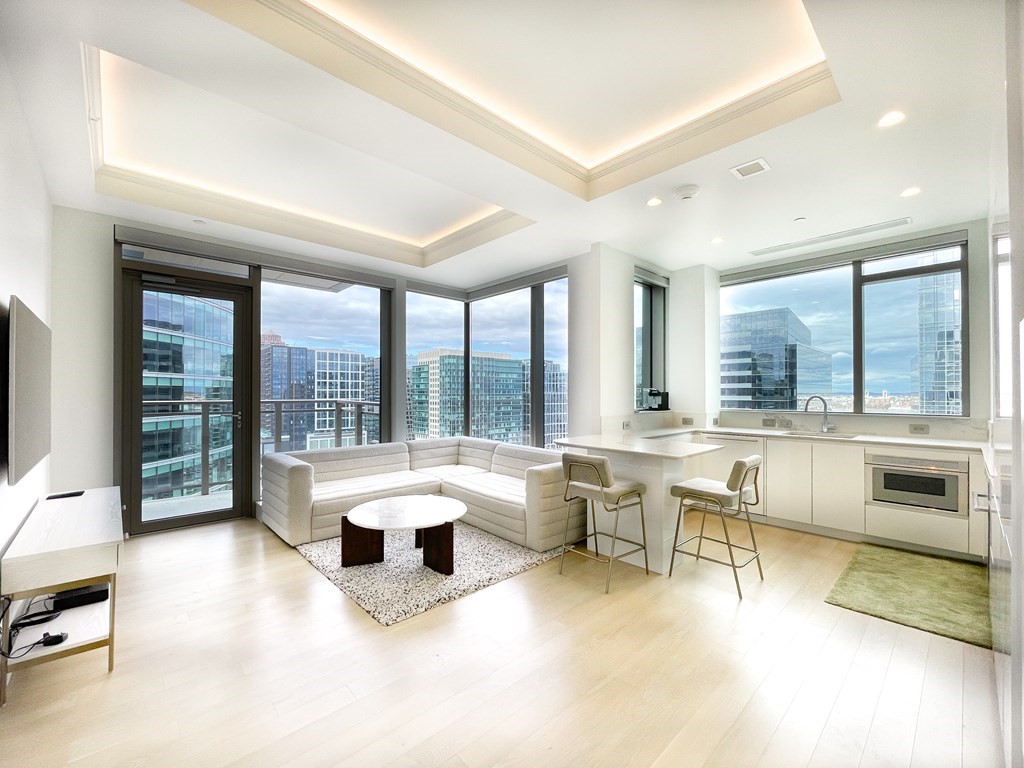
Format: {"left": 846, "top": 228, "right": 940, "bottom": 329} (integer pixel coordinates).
{"left": 825, "top": 543, "right": 991, "bottom": 648}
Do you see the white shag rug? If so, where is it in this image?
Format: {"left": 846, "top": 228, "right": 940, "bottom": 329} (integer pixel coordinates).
{"left": 296, "top": 521, "right": 560, "bottom": 626}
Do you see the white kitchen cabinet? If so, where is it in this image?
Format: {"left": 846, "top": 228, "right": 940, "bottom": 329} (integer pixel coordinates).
{"left": 765, "top": 439, "right": 812, "bottom": 523}
{"left": 865, "top": 505, "right": 968, "bottom": 551}
{"left": 811, "top": 442, "right": 865, "bottom": 532}
{"left": 699, "top": 433, "right": 766, "bottom": 512}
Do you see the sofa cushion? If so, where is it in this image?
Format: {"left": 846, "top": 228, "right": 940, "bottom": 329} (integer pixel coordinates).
{"left": 310, "top": 471, "right": 442, "bottom": 540}
{"left": 295, "top": 443, "right": 410, "bottom": 483}
{"left": 415, "top": 464, "right": 488, "bottom": 481}
{"left": 492, "top": 444, "right": 562, "bottom": 480}
{"left": 407, "top": 437, "right": 462, "bottom": 469}
{"left": 456, "top": 437, "right": 499, "bottom": 469}
{"left": 441, "top": 471, "right": 527, "bottom": 536}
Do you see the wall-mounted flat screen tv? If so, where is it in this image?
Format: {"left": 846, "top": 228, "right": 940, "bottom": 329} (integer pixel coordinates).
{"left": 7, "top": 295, "right": 51, "bottom": 485}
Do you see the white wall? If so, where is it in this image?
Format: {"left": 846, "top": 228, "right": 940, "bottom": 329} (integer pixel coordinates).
{"left": 0, "top": 50, "right": 52, "bottom": 558}
{"left": 49, "top": 207, "right": 116, "bottom": 492}
{"left": 667, "top": 264, "right": 719, "bottom": 427}
{"left": 567, "top": 243, "right": 636, "bottom": 437}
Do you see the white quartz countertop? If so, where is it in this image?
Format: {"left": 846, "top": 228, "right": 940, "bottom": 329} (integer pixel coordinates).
{"left": 638, "top": 425, "right": 990, "bottom": 453}
{"left": 555, "top": 433, "right": 722, "bottom": 460}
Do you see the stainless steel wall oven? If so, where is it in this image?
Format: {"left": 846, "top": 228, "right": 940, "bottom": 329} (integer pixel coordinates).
{"left": 865, "top": 453, "right": 968, "bottom": 515}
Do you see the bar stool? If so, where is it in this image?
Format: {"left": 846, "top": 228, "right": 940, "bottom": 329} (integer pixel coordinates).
{"left": 559, "top": 452, "right": 649, "bottom": 593}
{"left": 668, "top": 455, "right": 764, "bottom": 598}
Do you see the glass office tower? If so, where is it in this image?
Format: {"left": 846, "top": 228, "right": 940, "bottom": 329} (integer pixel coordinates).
{"left": 720, "top": 308, "right": 833, "bottom": 410}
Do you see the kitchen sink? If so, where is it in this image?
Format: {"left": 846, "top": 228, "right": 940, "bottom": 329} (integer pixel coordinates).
{"left": 783, "top": 430, "right": 858, "bottom": 439}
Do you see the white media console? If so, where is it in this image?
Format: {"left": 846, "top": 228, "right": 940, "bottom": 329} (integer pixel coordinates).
{"left": 0, "top": 487, "right": 124, "bottom": 705}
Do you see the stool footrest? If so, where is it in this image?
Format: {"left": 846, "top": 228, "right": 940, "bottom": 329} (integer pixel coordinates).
{"left": 563, "top": 542, "right": 646, "bottom": 565}
{"left": 673, "top": 532, "right": 760, "bottom": 570}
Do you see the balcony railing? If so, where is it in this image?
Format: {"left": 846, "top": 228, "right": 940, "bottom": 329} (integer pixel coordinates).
{"left": 259, "top": 398, "right": 381, "bottom": 453}
{"left": 142, "top": 398, "right": 236, "bottom": 497}
{"left": 140, "top": 398, "right": 381, "bottom": 504}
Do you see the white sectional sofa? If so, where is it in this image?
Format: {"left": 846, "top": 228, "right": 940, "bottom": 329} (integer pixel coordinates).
{"left": 259, "top": 436, "right": 585, "bottom": 552}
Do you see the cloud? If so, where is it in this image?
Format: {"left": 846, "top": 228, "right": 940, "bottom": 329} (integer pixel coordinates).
{"left": 263, "top": 278, "right": 570, "bottom": 366}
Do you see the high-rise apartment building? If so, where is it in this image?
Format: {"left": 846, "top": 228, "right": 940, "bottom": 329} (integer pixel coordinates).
{"left": 313, "top": 349, "right": 363, "bottom": 438}
{"left": 408, "top": 348, "right": 465, "bottom": 439}
{"left": 259, "top": 337, "right": 317, "bottom": 452}
{"left": 720, "top": 308, "right": 833, "bottom": 410}
{"left": 406, "top": 348, "right": 567, "bottom": 446}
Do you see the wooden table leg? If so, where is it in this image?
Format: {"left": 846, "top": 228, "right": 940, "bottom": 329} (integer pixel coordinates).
{"left": 421, "top": 522, "right": 455, "bottom": 575}
{"left": 341, "top": 516, "right": 384, "bottom": 566}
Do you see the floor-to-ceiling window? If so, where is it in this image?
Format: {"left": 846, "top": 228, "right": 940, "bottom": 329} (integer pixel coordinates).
{"left": 470, "top": 288, "right": 532, "bottom": 444}
{"left": 407, "top": 272, "right": 568, "bottom": 447}
{"left": 260, "top": 275, "right": 383, "bottom": 453}
{"left": 406, "top": 291, "right": 465, "bottom": 439}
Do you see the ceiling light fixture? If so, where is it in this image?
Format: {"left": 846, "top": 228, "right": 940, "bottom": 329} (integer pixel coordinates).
{"left": 646, "top": 196, "right": 663, "bottom": 207}
{"left": 793, "top": 216, "right": 807, "bottom": 223}
{"left": 900, "top": 186, "right": 921, "bottom": 197}
{"left": 710, "top": 237, "right": 724, "bottom": 245}
{"left": 878, "top": 110, "right": 906, "bottom": 127}
{"left": 674, "top": 184, "right": 700, "bottom": 201}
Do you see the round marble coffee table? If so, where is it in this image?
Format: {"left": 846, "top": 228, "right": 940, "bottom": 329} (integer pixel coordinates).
{"left": 341, "top": 495, "right": 468, "bottom": 575}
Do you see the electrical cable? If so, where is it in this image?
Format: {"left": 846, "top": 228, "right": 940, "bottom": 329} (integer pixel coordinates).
{"left": 0, "top": 633, "right": 67, "bottom": 660}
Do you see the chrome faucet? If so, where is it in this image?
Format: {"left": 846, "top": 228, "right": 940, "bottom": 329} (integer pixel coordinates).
{"left": 804, "top": 395, "right": 837, "bottom": 433}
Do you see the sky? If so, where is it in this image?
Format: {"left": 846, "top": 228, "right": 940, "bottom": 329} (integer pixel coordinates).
{"left": 261, "top": 267, "right": 959, "bottom": 396}
{"left": 260, "top": 278, "right": 569, "bottom": 367}
{"left": 720, "top": 264, "right": 961, "bottom": 395}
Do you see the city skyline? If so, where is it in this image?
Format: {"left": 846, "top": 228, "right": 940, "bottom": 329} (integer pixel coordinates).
{"left": 261, "top": 279, "right": 569, "bottom": 368}
{"left": 721, "top": 261, "right": 962, "bottom": 396}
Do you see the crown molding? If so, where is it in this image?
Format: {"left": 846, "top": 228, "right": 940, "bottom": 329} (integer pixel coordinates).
{"left": 185, "top": 0, "right": 590, "bottom": 197}
{"left": 423, "top": 210, "right": 534, "bottom": 267}
{"left": 587, "top": 61, "right": 840, "bottom": 197}
{"left": 186, "top": 0, "right": 840, "bottom": 200}
{"left": 94, "top": 165, "right": 527, "bottom": 268}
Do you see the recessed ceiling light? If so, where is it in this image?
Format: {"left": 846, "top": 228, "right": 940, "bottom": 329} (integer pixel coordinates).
{"left": 900, "top": 186, "right": 921, "bottom": 197}
{"left": 711, "top": 237, "right": 724, "bottom": 245}
{"left": 192, "top": 219, "right": 206, "bottom": 225}
{"left": 646, "top": 197, "right": 663, "bottom": 207}
{"left": 878, "top": 110, "right": 906, "bottom": 127}
{"left": 793, "top": 216, "right": 807, "bottom": 223}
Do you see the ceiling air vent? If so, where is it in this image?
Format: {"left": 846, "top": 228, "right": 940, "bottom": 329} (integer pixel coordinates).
{"left": 729, "top": 158, "right": 771, "bottom": 179}
{"left": 750, "top": 218, "right": 913, "bottom": 257}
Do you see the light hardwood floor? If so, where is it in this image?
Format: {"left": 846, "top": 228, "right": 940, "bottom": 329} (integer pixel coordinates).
{"left": 0, "top": 515, "right": 1004, "bottom": 768}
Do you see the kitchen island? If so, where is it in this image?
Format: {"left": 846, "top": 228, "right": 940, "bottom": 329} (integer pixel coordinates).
{"left": 554, "top": 433, "right": 722, "bottom": 574}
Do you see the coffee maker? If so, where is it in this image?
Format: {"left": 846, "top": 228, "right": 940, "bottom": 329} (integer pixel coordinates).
{"left": 642, "top": 388, "right": 669, "bottom": 410}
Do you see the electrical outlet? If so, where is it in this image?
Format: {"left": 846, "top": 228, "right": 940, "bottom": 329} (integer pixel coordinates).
{"left": 622, "top": 420, "right": 631, "bottom": 430}
{"left": 680, "top": 416, "right": 693, "bottom": 426}
{"left": 778, "top": 418, "right": 793, "bottom": 428}
{"left": 712, "top": 417, "right": 719, "bottom": 426}
{"left": 761, "top": 417, "right": 777, "bottom": 427}
{"left": 909, "top": 424, "right": 930, "bottom": 435}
